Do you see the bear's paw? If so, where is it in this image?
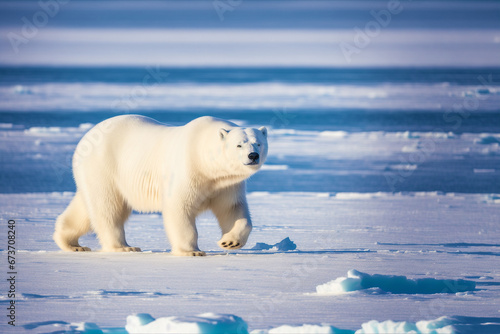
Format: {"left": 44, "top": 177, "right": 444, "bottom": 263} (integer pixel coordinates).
{"left": 221, "top": 241, "right": 240, "bottom": 248}
{"left": 103, "top": 247, "right": 142, "bottom": 252}
{"left": 218, "top": 235, "right": 244, "bottom": 250}
{"left": 172, "top": 250, "right": 206, "bottom": 257}
{"left": 72, "top": 246, "right": 92, "bottom": 252}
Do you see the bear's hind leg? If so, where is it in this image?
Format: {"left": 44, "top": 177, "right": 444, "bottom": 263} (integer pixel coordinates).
{"left": 54, "top": 191, "right": 92, "bottom": 251}
{"left": 87, "top": 192, "right": 140, "bottom": 252}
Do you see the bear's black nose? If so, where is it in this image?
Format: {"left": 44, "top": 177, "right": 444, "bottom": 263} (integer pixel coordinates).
{"left": 248, "top": 152, "right": 259, "bottom": 162}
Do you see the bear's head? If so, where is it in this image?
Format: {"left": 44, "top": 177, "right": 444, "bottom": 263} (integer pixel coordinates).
{"left": 219, "top": 126, "right": 268, "bottom": 175}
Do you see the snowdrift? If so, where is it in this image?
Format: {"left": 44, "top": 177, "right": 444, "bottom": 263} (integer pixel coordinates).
{"left": 316, "top": 270, "right": 476, "bottom": 295}
{"left": 25, "top": 313, "right": 500, "bottom": 334}
{"left": 126, "top": 313, "right": 247, "bottom": 334}
{"left": 250, "top": 237, "right": 297, "bottom": 251}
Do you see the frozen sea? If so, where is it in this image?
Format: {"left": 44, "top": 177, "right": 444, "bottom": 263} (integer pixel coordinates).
{"left": 1, "top": 67, "right": 500, "bottom": 194}
{"left": 1, "top": 66, "right": 500, "bottom": 334}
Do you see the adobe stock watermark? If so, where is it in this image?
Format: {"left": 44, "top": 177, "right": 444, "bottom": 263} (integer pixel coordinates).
{"left": 76, "top": 268, "right": 130, "bottom": 323}
{"left": 269, "top": 107, "right": 296, "bottom": 130}
{"left": 52, "top": 66, "right": 169, "bottom": 183}
{"left": 407, "top": 277, "right": 476, "bottom": 325}
{"left": 50, "top": 116, "right": 118, "bottom": 185}
{"left": 213, "top": 0, "right": 242, "bottom": 21}
{"left": 7, "top": 0, "right": 70, "bottom": 54}
{"left": 111, "top": 66, "right": 169, "bottom": 112}
{"left": 247, "top": 233, "right": 337, "bottom": 328}
{"left": 340, "top": 0, "right": 406, "bottom": 63}
{"left": 384, "top": 74, "right": 497, "bottom": 191}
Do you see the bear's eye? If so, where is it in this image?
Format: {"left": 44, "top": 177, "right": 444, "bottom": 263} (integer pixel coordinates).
{"left": 257, "top": 144, "right": 261, "bottom": 147}
{"left": 237, "top": 145, "right": 242, "bottom": 148}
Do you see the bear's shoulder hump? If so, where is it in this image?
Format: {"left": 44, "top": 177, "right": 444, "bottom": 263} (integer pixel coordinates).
{"left": 188, "top": 116, "right": 237, "bottom": 129}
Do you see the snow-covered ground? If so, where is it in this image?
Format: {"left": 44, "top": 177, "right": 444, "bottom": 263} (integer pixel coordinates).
{"left": 1, "top": 191, "right": 499, "bottom": 333}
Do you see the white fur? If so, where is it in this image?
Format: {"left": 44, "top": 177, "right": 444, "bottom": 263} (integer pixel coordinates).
{"left": 54, "top": 115, "right": 268, "bottom": 256}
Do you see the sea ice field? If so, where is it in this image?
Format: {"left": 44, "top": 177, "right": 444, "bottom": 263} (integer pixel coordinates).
{"left": 1, "top": 66, "right": 500, "bottom": 334}
{"left": 1, "top": 1, "right": 500, "bottom": 333}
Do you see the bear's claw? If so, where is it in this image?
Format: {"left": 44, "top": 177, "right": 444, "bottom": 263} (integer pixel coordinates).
{"left": 172, "top": 250, "right": 206, "bottom": 257}
{"left": 122, "top": 247, "right": 142, "bottom": 252}
{"left": 103, "top": 247, "right": 142, "bottom": 252}
{"left": 72, "top": 246, "right": 91, "bottom": 252}
{"left": 219, "top": 238, "right": 243, "bottom": 250}
{"left": 221, "top": 241, "right": 240, "bottom": 248}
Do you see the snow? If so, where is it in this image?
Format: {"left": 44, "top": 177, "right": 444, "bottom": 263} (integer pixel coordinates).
{"left": 125, "top": 313, "right": 247, "bottom": 334}
{"left": 356, "top": 318, "right": 453, "bottom": 334}
{"left": 2, "top": 82, "right": 500, "bottom": 112}
{"left": 18, "top": 313, "right": 494, "bottom": 333}
{"left": 27, "top": 313, "right": 500, "bottom": 334}
{"left": 319, "top": 131, "right": 349, "bottom": 139}
{"left": 253, "top": 323, "right": 350, "bottom": 334}
{"left": 255, "top": 317, "right": 458, "bottom": 334}
{"left": 333, "top": 193, "right": 385, "bottom": 200}
{"left": 315, "top": 269, "right": 476, "bottom": 295}
{"left": 473, "top": 169, "right": 496, "bottom": 174}
{"left": 261, "top": 165, "right": 289, "bottom": 171}
{"left": 250, "top": 237, "right": 297, "bottom": 251}
{"left": 1, "top": 190, "right": 499, "bottom": 334}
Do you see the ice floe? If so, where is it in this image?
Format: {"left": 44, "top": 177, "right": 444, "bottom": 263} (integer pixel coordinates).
{"left": 315, "top": 270, "right": 476, "bottom": 295}
{"left": 126, "top": 313, "right": 247, "bottom": 334}
{"left": 25, "top": 314, "right": 488, "bottom": 334}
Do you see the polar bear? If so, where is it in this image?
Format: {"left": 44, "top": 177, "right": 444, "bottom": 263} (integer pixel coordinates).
{"left": 54, "top": 115, "right": 268, "bottom": 256}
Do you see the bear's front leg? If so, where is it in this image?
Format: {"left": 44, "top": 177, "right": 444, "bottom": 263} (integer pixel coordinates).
{"left": 211, "top": 190, "right": 252, "bottom": 251}
{"left": 162, "top": 204, "right": 205, "bottom": 257}
{"left": 217, "top": 217, "right": 252, "bottom": 251}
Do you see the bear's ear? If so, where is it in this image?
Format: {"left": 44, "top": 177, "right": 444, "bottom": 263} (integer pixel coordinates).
{"left": 258, "top": 126, "right": 267, "bottom": 138}
{"left": 219, "top": 128, "right": 229, "bottom": 140}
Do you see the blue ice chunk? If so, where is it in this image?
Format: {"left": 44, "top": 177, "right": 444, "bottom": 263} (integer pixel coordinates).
{"left": 126, "top": 313, "right": 248, "bottom": 334}
{"left": 127, "top": 313, "right": 155, "bottom": 327}
{"left": 251, "top": 237, "right": 297, "bottom": 251}
{"left": 476, "top": 136, "right": 500, "bottom": 145}
{"left": 317, "top": 270, "right": 476, "bottom": 295}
